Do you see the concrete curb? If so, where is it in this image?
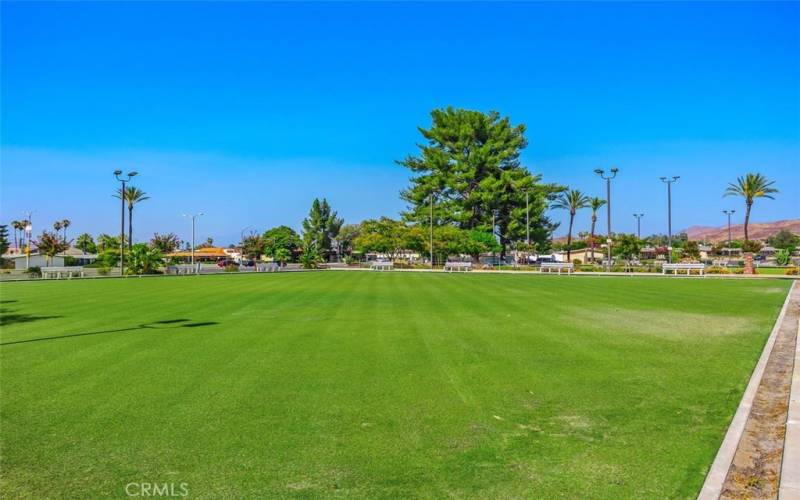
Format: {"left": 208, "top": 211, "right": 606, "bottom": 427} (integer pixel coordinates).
{"left": 779, "top": 313, "right": 800, "bottom": 499}
{"left": 698, "top": 280, "right": 797, "bottom": 499}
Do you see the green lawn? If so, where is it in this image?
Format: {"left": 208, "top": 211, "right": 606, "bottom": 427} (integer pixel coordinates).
{"left": 0, "top": 272, "right": 791, "bottom": 498}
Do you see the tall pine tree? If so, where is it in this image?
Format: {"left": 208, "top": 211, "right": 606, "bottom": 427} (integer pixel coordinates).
{"left": 302, "top": 198, "right": 343, "bottom": 260}
{"left": 398, "top": 107, "right": 562, "bottom": 254}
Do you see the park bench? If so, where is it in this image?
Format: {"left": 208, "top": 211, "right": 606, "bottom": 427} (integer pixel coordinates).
{"left": 256, "top": 263, "right": 281, "bottom": 272}
{"left": 539, "top": 262, "right": 573, "bottom": 275}
{"left": 370, "top": 260, "right": 393, "bottom": 271}
{"left": 443, "top": 261, "right": 472, "bottom": 272}
{"left": 167, "top": 264, "right": 201, "bottom": 275}
{"left": 662, "top": 263, "right": 706, "bottom": 276}
{"left": 41, "top": 266, "right": 84, "bottom": 279}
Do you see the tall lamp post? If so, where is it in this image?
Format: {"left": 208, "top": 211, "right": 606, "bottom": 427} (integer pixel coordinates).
{"left": 525, "top": 189, "right": 530, "bottom": 245}
{"left": 723, "top": 209, "right": 736, "bottom": 250}
{"left": 114, "top": 170, "right": 138, "bottom": 276}
{"left": 660, "top": 176, "right": 679, "bottom": 262}
{"left": 633, "top": 213, "right": 644, "bottom": 239}
{"left": 594, "top": 168, "right": 619, "bottom": 271}
{"left": 429, "top": 192, "right": 435, "bottom": 270}
{"left": 492, "top": 209, "right": 500, "bottom": 269}
{"left": 183, "top": 212, "right": 204, "bottom": 266}
{"left": 23, "top": 211, "right": 33, "bottom": 269}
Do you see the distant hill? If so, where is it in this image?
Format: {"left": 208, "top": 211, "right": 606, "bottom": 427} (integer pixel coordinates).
{"left": 684, "top": 219, "right": 800, "bottom": 242}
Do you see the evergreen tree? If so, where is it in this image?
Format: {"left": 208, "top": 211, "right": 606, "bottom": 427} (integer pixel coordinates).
{"left": 301, "top": 198, "right": 343, "bottom": 260}
{"left": 398, "top": 107, "right": 562, "bottom": 255}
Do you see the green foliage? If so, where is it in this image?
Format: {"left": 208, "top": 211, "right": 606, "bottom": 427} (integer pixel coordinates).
{"left": 398, "top": 107, "right": 563, "bottom": 253}
{"left": 241, "top": 234, "right": 265, "bottom": 260}
{"left": 776, "top": 249, "right": 791, "bottom": 266}
{"left": 353, "top": 218, "right": 410, "bottom": 259}
{"left": 95, "top": 249, "right": 120, "bottom": 267}
{"left": 150, "top": 233, "right": 180, "bottom": 253}
{"left": 273, "top": 247, "right": 291, "bottom": 265}
{"left": 126, "top": 244, "right": 163, "bottom": 275}
{"left": 336, "top": 224, "right": 361, "bottom": 256}
{"left": 302, "top": 198, "right": 343, "bottom": 260}
{"left": 263, "top": 226, "right": 302, "bottom": 260}
{"left": 0, "top": 224, "right": 9, "bottom": 256}
{"left": 34, "top": 230, "right": 70, "bottom": 265}
{"left": 682, "top": 241, "right": 701, "bottom": 260}
{"left": 25, "top": 266, "right": 41, "bottom": 277}
{"left": 612, "top": 234, "right": 642, "bottom": 260}
{"left": 767, "top": 229, "right": 800, "bottom": 249}
{"left": 741, "top": 240, "right": 763, "bottom": 253}
{"left": 724, "top": 173, "right": 778, "bottom": 241}
{"left": 75, "top": 233, "right": 96, "bottom": 254}
{"left": 299, "top": 241, "right": 322, "bottom": 269}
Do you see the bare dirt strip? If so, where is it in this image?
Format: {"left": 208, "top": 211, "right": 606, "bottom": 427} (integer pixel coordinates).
{"left": 720, "top": 284, "right": 800, "bottom": 499}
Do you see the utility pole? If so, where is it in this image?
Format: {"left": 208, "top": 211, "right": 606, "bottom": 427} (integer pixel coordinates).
{"left": 429, "top": 193, "right": 434, "bottom": 270}
{"left": 594, "top": 168, "right": 619, "bottom": 271}
{"left": 633, "top": 213, "right": 644, "bottom": 239}
{"left": 23, "top": 211, "right": 33, "bottom": 269}
{"left": 660, "top": 176, "right": 679, "bottom": 262}
{"left": 114, "top": 170, "right": 138, "bottom": 276}
{"left": 183, "top": 213, "right": 204, "bottom": 268}
{"left": 525, "top": 190, "right": 530, "bottom": 245}
{"left": 723, "top": 209, "right": 736, "bottom": 249}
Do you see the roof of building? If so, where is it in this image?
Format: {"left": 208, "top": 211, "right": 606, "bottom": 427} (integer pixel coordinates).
{"left": 166, "top": 247, "right": 228, "bottom": 258}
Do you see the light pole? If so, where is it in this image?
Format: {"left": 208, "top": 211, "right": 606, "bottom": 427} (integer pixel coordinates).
{"left": 633, "top": 213, "right": 644, "bottom": 239}
{"left": 594, "top": 168, "right": 619, "bottom": 271}
{"left": 492, "top": 209, "right": 499, "bottom": 268}
{"left": 429, "top": 192, "right": 435, "bottom": 270}
{"left": 723, "top": 209, "right": 736, "bottom": 249}
{"left": 183, "top": 212, "right": 204, "bottom": 266}
{"left": 525, "top": 189, "right": 530, "bottom": 245}
{"left": 660, "top": 176, "right": 679, "bottom": 262}
{"left": 23, "top": 211, "right": 33, "bottom": 269}
{"left": 114, "top": 170, "right": 138, "bottom": 276}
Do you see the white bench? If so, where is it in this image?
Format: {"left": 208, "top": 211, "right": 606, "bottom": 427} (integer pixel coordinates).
{"left": 539, "top": 262, "right": 573, "bottom": 275}
{"left": 443, "top": 261, "right": 472, "bottom": 272}
{"left": 256, "top": 263, "right": 280, "bottom": 272}
{"left": 662, "top": 263, "right": 706, "bottom": 276}
{"left": 370, "top": 261, "right": 393, "bottom": 271}
{"left": 167, "top": 264, "right": 201, "bottom": 275}
{"left": 41, "top": 266, "right": 84, "bottom": 279}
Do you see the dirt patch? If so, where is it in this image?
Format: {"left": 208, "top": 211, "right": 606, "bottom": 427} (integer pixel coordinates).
{"left": 569, "top": 308, "right": 757, "bottom": 340}
{"left": 720, "top": 289, "right": 799, "bottom": 498}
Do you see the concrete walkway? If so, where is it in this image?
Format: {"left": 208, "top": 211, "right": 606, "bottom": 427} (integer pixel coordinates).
{"left": 699, "top": 281, "right": 799, "bottom": 499}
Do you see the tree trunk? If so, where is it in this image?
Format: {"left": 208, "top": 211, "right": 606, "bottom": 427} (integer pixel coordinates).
{"left": 744, "top": 201, "right": 752, "bottom": 242}
{"left": 128, "top": 206, "right": 134, "bottom": 250}
{"left": 566, "top": 213, "right": 574, "bottom": 261}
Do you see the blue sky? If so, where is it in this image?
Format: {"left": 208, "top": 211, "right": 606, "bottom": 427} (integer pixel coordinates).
{"left": 2, "top": 1, "right": 798, "bottom": 245}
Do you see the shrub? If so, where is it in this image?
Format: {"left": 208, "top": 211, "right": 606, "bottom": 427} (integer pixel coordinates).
{"left": 706, "top": 266, "right": 730, "bottom": 274}
{"left": 786, "top": 267, "right": 799, "bottom": 276}
{"left": 26, "top": 266, "right": 42, "bottom": 278}
{"left": 224, "top": 264, "right": 238, "bottom": 272}
{"left": 572, "top": 259, "right": 582, "bottom": 266}
{"left": 97, "top": 266, "right": 110, "bottom": 276}
{"left": 741, "top": 240, "right": 763, "bottom": 253}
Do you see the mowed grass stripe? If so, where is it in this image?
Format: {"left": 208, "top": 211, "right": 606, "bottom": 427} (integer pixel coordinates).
{"left": 0, "top": 273, "right": 791, "bottom": 498}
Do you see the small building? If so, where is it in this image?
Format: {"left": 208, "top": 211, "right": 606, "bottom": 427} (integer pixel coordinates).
{"left": 166, "top": 246, "right": 229, "bottom": 262}
{"left": 554, "top": 248, "right": 605, "bottom": 264}
{"left": 4, "top": 247, "right": 97, "bottom": 269}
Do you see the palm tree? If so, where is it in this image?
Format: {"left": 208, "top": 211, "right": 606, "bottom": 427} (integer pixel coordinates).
{"left": 588, "top": 197, "right": 606, "bottom": 263}
{"left": 114, "top": 186, "right": 149, "bottom": 249}
{"left": 76, "top": 233, "right": 95, "bottom": 254}
{"left": 552, "top": 189, "right": 591, "bottom": 261}
{"left": 61, "top": 219, "right": 71, "bottom": 242}
{"left": 10, "top": 220, "right": 21, "bottom": 253}
{"left": 53, "top": 221, "right": 63, "bottom": 241}
{"left": 723, "top": 173, "right": 778, "bottom": 242}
